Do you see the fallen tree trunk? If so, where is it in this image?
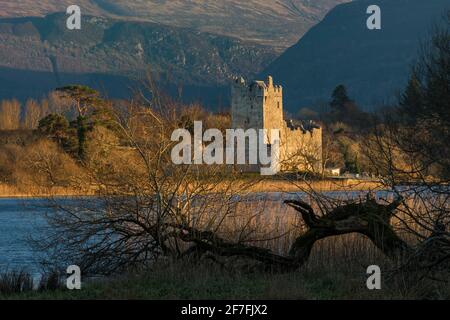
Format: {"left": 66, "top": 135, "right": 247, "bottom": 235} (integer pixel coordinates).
{"left": 285, "top": 195, "right": 412, "bottom": 266}
{"left": 178, "top": 195, "right": 448, "bottom": 274}
{"left": 175, "top": 195, "right": 406, "bottom": 271}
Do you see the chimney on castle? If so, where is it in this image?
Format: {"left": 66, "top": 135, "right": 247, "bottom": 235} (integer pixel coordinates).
{"left": 267, "top": 76, "right": 273, "bottom": 87}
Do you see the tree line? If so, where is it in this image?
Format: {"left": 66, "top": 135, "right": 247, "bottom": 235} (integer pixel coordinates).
{"left": 0, "top": 93, "right": 74, "bottom": 131}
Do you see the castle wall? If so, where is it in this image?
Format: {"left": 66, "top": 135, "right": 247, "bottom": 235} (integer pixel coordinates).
{"left": 281, "top": 125, "right": 323, "bottom": 173}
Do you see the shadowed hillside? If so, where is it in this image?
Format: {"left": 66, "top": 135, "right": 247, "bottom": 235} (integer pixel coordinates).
{"left": 261, "top": 0, "right": 450, "bottom": 112}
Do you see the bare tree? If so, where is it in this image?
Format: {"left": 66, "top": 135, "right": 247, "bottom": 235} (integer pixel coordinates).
{"left": 0, "top": 99, "right": 21, "bottom": 130}
{"left": 33, "top": 92, "right": 266, "bottom": 275}
{"left": 358, "top": 16, "right": 450, "bottom": 279}
{"left": 22, "top": 99, "right": 41, "bottom": 130}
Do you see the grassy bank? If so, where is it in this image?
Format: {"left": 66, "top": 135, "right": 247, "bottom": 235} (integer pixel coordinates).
{"left": 2, "top": 261, "right": 448, "bottom": 300}
{"left": 3, "top": 232, "right": 448, "bottom": 300}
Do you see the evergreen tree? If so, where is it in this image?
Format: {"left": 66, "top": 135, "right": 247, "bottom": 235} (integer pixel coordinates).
{"left": 330, "top": 84, "right": 351, "bottom": 113}
{"left": 38, "top": 113, "right": 77, "bottom": 154}
{"left": 55, "top": 85, "right": 102, "bottom": 160}
{"left": 399, "top": 70, "right": 424, "bottom": 123}
{"left": 329, "top": 84, "right": 366, "bottom": 127}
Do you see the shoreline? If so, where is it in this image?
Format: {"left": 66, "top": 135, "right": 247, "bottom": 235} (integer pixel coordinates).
{"left": 0, "top": 179, "right": 384, "bottom": 199}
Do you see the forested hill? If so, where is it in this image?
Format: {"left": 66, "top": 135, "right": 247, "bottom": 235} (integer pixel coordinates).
{"left": 0, "top": 13, "right": 277, "bottom": 107}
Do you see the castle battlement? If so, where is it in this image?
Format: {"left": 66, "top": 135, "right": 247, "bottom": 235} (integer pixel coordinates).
{"left": 285, "top": 119, "right": 321, "bottom": 135}
{"left": 233, "top": 76, "right": 282, "bottom": 96}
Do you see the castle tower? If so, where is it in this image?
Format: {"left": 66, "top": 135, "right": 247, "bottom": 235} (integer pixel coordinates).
{"left": 231, "top": 76, "right": 283, "bottom": 134}
{"left": 231, "top": 75, "right": 323, "bottom": 174}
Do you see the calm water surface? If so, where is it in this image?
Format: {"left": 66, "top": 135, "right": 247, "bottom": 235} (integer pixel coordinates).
{"left": 0, "top": 198, "right": 49, "bottom": 276}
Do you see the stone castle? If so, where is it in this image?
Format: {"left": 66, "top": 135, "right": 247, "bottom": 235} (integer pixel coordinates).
{"left": 231, "top": 76, "right": 322, "bottom": 173}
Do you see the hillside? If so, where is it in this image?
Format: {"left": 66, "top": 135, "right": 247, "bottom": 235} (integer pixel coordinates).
{"left": 0, "top": 0, "right": 349, "bottom": 49}
{"left": 261, "top": 0, "right": 450, "bottom": 112}
{"left": 0, "top": 13, "right": 277, "bottom": 106}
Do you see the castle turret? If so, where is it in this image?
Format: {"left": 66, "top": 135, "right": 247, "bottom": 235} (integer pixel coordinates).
{"left": 267, "top": 76, "right": 273, "bottom": 87}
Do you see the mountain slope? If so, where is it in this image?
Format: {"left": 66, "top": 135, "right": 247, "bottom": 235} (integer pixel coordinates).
{"left": 0, "top": 0, "right": 350, "bottom": 49}
{"left": 261, "top": 0, "right": 450, "bottom": 112}
{"left": 0, "top": 13, "right": 277, "bottom": 106}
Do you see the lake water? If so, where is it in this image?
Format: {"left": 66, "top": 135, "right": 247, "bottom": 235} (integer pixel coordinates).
{"left": 0, "top": 198, "right": 49, "bottom": 276}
